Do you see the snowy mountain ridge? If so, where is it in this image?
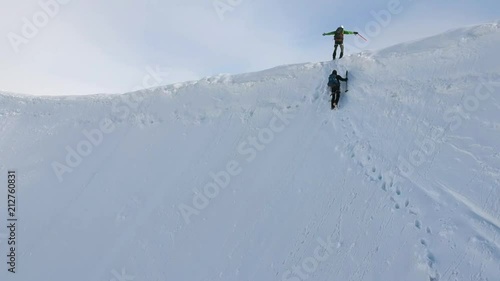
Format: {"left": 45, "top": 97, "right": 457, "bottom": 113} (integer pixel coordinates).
{"left": 0, "top": 22, "right": 499, "bottom": 281}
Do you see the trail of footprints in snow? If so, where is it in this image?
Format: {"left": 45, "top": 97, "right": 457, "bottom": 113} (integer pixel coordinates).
{"left": 339, "top": 116, "right": 440, "bottom": 281}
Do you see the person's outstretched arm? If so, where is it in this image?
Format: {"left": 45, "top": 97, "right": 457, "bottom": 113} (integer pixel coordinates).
{"left": 343, "top": 30, "right": 359, "bottom": 35}
{"left": 322, "top": 31, "right": 335, "bottom": 36}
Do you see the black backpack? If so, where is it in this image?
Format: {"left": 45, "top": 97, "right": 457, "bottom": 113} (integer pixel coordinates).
{"left": 328, "top": 74, "right": 340, "bottom": 89}
{"left": 334, "top": 27, "right": 344, "bottom": 41}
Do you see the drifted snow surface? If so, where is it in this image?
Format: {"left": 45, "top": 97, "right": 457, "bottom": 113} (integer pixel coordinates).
{"left": 1, "top": 22, "right": 500, "bottom": 281}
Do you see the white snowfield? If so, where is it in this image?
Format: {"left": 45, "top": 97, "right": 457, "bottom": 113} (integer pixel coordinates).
{"left": 0, "top": 22, "right": 499, "bottom": 281}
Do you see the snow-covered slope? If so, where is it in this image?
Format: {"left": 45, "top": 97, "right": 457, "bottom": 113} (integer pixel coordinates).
{"left": 1, "top": 22, "right": 499, "bottom": 281}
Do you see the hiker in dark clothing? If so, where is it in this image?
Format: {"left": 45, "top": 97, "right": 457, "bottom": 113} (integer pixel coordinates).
{"left": 328, "top": 70, "right": 348, "bottom": 109}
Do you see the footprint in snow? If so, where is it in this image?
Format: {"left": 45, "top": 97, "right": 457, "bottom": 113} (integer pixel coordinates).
{"left": 415, "top": 220, "right": 422, "bottom": 229}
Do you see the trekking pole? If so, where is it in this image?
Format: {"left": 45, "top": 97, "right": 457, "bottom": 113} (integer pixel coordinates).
{"left": 345, "top": 70, "right": 349, "bottom": 93}
{"left": 356, "top": 33, "right": 368, "bottom": 41}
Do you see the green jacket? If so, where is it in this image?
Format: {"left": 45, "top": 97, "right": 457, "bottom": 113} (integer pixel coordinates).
{"left": 322, "top": 30, "right": 357, "bottom": 36}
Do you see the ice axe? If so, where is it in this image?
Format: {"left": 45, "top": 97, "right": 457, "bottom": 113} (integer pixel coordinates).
{"left": 356, "top": 33, "right": 368, "bottom": 41}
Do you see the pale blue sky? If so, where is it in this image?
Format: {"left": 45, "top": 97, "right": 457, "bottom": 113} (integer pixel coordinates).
{"left": 0, "top": 0, "right": 498, "bottom": 95}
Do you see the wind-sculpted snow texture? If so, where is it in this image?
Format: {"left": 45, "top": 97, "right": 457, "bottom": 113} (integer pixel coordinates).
{"left": 0, "top": 22, "right": 499, "bottom": 281}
